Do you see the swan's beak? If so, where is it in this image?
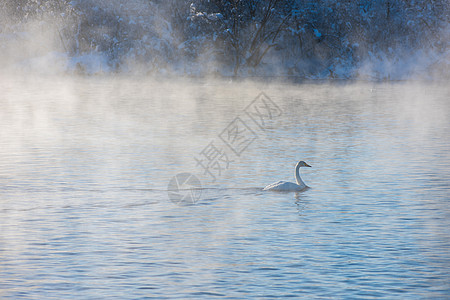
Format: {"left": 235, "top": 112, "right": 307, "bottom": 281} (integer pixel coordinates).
{"left": 305, "top": 163, "right": 311, "bottom": 167}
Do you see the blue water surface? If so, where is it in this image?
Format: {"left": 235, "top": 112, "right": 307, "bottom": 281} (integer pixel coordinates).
{"left": 0, "top": 78, "right": 449, "bottom": 299}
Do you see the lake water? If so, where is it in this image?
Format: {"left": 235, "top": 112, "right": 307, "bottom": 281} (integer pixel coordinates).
{"left": 1, "top": 76, "right": 449, "bottom": 299}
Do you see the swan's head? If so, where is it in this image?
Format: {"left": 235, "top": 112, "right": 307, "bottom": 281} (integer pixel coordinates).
{"left": 297, "top": 161, "right": 311, "bottom": 168}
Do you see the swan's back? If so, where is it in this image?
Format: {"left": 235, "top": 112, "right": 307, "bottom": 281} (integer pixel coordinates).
{"left": 263, "top": 181, "right": 305, "bottom": 192}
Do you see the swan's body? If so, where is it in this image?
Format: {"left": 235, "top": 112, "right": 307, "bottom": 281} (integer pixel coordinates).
{"left": 263, "top": 180, "right": 306, "bottom": 192}
{"left": 263, "top": 161, "right": 311, "bottom": 192}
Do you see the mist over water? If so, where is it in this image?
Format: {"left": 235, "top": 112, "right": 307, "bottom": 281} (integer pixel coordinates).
{"left": 1, "top": 76, "right": 449, "bottom": 298}
{"left": 1, "top": 1, "right": 449, "bottom": 299}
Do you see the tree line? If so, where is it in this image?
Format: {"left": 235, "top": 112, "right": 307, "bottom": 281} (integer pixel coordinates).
{"left": 1, "top": 0, "right": 448, "bottom": 77}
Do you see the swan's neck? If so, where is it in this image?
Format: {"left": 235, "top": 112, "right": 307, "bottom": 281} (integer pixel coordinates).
{"left": 295, "top": 165, "right": 305, "bottom": 187}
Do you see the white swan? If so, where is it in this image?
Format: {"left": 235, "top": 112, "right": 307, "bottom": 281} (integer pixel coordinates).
{"left": 263, "top": 161, "right": 311, "bottom": 192}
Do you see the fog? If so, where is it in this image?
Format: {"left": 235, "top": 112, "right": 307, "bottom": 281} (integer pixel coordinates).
{"left": 1, "top": 0, "right": 448, "bottom": 79}
{"left": 1, "top": 2, "right": 450, "bottom": 299}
